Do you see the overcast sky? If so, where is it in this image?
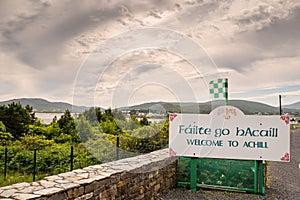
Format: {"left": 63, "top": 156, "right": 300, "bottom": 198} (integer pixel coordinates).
{"left": 0, "top": 0, "right": 299, "bottom": 108}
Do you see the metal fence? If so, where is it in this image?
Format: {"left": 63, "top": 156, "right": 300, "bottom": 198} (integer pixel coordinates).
{"left": 177, "top": 157, "right": 265, "bottom": 194}
{"left": 0, "top": 136, "right": 133, "bottom": 187}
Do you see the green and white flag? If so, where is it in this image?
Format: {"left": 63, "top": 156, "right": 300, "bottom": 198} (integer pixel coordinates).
{"left": 209, "top": 78, "right": 228, "bottom": 100}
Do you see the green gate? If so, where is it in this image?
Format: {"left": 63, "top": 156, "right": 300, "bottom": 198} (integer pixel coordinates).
{"left": 177, "top": 157, "right": 265, "bottom": 194}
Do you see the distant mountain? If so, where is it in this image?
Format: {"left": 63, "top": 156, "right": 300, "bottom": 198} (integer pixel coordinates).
{"left": 120, "top": 100, "right": 300, "bottom": 115}
{"left": 0, "top": 98, "right": 89, "bottom": 113}
{"left": 283, "top": 102, "right": 300, "bottom": 110}
{"left": 1, "top": 98, "right": 298, "bottom": 115}
{"left": 227, "top": 100, "right": 278, "bottom": 114}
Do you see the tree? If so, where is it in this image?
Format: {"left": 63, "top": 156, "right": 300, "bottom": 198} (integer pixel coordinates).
{"left": 81, "top": 107, "right": 99, "bottom": 124}
{"left": 46, "top": 122, "right": 62, "bottom": 140}
{"left": 27, "top": 123, "right": 48, "bottom": 137}
{"left": 0, "top": 103, "right": 36, "bottom": 139}
{"left": 0, "top": 121, "right": 7, "bottom": 133}
{"left": 102, "top": 108, "right": 114, "bottom": 122}
{"left": 51, "top": 115, "right": 58, "bottom": 124}
{"left": 0, "top": 121, "right": 13, "bottom": 145}
{"left": 20, "top": 135, "right": 54, "bottom": 150}
{"left": 140, "top": 117, "right": 150, "bottom": 126}
{"left": 112, "top": 109, "right": 126, "bottom": 121}
{"left": 57, "top": 110, "right": 80, "bottom": 143}
{"left": 95, "top": 107, "right": 102, "bottom": 122}
{"left": 99, "top": 120, "right": 122, "bottom": 135}
{"left": 76, "top": 116, "right": 94, "bottom": 142}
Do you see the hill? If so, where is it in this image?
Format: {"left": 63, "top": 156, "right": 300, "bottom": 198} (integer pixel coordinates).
{"left": 120, "top": 100, "right": 300, "bottom": 115}
{"left": 0, "top": 98, "right": 89, "bottom": 113}
{"left": 283, "top": 102, "right": 300, "bottom": 110}
{"left": 1, "top": 98, "right": 298, "bottom": 115}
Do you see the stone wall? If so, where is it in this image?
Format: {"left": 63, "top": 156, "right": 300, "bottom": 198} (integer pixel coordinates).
{"left": 0, "top": 149, "right": 177, "bottom": 200}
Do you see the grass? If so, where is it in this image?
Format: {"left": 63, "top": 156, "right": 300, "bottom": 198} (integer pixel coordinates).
{"left": 290, "top": 124, "right": 300, "bottom": 130}
{"left": 0, "top": 172, "right": 46, "bottom": 187}
{"left": 0, "top": 172, "right": 48, "bottom": 187}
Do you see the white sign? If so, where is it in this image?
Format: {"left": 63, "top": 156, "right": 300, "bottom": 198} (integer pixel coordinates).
{"left": 169, "top": 106, "right": 290, "bottom": 162}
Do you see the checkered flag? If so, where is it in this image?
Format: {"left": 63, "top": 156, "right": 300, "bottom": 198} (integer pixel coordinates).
{"left": 209, "top": 78, "right": 228, "bottom": 99}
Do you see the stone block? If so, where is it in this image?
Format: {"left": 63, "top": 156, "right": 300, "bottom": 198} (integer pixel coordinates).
{"left": 10, "top": 182, "right": 31, "bottom": 189}
{"left": 154, "top": 184, "right": 161, "bottom": 191}
{"left": 44, "top": 175, "right": 63, "bottom": 182}
{"left": 38, "top": 180, "right": 56, "bottom": 188}
{"left": 0, "top": 189, "right": 18, "bottom": 198}
{"left": 17, "top": 186, "right": 44, "bottom": 194}
{"left": 84, "top": 180, "right": 101, "bottom": 194}
{"left": 74, "top": 192, "right": 93, "bottom": 200}
{"left": 11, "top": 193, "right": 41, "bottom": 200}
{"left": 47, "top": 192, "right": 68, "bottom": 200}
{"left": 67, "top": 186, "right": 84, "bottom": 198}
{"left": 33, "top": 187, "right": 63, "bottom": 196}
{"left": 59, "top": 183, "right": 79, "bottom": 190}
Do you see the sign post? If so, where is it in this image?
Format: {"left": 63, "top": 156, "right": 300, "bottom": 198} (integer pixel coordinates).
{"left": 169, "top": 106, "right": 290, "bottom": 162}
{"left": 169, "top": 106, "right": 290, "bottom": 193}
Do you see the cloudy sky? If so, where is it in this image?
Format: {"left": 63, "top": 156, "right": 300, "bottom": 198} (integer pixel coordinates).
{"left": 0, "top": 0, "right": 300, "bottom": 108}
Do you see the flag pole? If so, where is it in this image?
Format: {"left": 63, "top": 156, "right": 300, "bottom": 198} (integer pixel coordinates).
{"left": 225, "top": 78, "right": 228, "bottom": 106}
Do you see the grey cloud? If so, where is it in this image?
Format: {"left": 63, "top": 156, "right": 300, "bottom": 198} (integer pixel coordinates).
{"left": 118, "top": 64, "right": 162, "bottom": 83}
{"left": 0, "top": 1, "right": 123, "bottom": 68}
{"left": 0, "top": 0, "right": 181, "bottom": 69}
{"left": 134, "top": 64, "right": 161, "bottom": 74}
{"left": 247, "top": 8, "right": 300, "bottom": 51}
{"left": 211, "top": 4, "right": 300, "bottom": 72}
{"left": 227, "top": 1, "right": 300, "bottom": 31}
{"left": 234, "top": 5, "right": 273, "bottom": 26}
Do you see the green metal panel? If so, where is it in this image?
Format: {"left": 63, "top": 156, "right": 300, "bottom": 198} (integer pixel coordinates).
{"left": 177, "top": 157, "right": 265, "bottom": 194}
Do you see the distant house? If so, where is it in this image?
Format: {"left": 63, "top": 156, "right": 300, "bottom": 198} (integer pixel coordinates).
{"left": 290, "top": 117, "right": 299, "bottom": 124}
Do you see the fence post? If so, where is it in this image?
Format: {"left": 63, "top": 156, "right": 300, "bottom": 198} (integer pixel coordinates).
{"left": 33, "top": 148, "right": 37, "bottom": 182}
{"left": 190, "top": 158, "right": 197, "bottom": 192}
{"left": 4, "top": 147, "right": 7, "bottom": 180}
{"left": 259, "top": 160, "right": 265, "bottom": 194}
{"left": 116, "top": 136, "right": 120, "bottom": 160}
{"left": 254, "top": 160, "right": 258, "bottom": 193}
{"left": 70, "top": 146, "right": 74, "bottom": 171}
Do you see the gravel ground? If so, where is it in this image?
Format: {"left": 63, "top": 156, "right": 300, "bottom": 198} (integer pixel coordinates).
{"left": 161, "top": 129, "right": 300, "bottom": 200}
